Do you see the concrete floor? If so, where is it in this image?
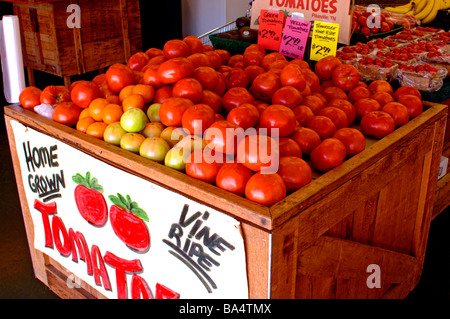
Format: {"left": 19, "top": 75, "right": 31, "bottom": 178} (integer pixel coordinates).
{"left": 0, "top": 116, "right": 448, "bottom": 299}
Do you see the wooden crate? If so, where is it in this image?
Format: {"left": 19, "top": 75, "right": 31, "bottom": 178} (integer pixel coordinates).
{"left": 12, "top": 0, "right": 142, "bottom": 86}
{"left": 3, "top": 101, "right": 447, "bottom": 299}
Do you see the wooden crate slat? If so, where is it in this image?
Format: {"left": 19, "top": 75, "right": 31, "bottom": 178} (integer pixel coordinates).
{"left": 13, "top": 0, "right": 142, "bottom": 81}
{"left": 297, "top": 236, "right": 417, "bottom": 283}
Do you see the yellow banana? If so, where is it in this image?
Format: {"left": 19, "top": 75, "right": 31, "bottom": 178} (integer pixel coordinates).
{"left": 385, "top": 2, "right": 414, "bottom": 14}
{"left": 441, "top": 0, "right": 450, "bottom": 9}
{"left": 414, "top": 0, "right": 435, "bottom": 20}
{"left": 422, "top": 0, "right": 441, "bottom": 23}
{"left": 413, "top": 0, "right": 427, "bottom": 14}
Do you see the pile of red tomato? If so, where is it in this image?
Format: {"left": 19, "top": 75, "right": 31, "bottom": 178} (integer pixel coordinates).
{"left": 18, "top": 36, "right": 424, "bottom": 206}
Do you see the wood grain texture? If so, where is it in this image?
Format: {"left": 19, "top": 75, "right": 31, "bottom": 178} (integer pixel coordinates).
{"left": 12, "top": 0, "right": 142, "bottom": 82}
{"left": 4, "top": 101, "right": 448, "bottom": 299}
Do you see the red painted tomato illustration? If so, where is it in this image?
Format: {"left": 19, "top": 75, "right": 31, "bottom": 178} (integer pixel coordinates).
{"left": 109, "top": 194, "right": 150, "bottom": 252}
{"left": 72, "top": 172, "right": 108, "bottom": 226}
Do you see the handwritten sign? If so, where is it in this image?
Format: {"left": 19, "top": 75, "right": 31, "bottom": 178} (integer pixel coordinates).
{"left": 10, "top": 120, "right": 249, "bottom": 299}
{"left": 310, "top": 20, "right": 339, "bottom": 61}
{"left": 279, "top": 17, "right": 311, "bottom": 60}
{"left": 257, "top": 9, "right": 285, "bottom": 51}
{"left": 251, "top": 0, "right": 353, "bottom": 45}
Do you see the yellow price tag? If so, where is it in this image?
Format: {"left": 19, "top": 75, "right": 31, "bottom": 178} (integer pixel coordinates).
{"left": 310, "top": 21, "right": 339, "bottom": 61}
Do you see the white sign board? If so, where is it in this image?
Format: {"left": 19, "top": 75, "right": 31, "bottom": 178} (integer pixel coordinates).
{"left": 10, "top": 120, "right": 249, "bottom": 299}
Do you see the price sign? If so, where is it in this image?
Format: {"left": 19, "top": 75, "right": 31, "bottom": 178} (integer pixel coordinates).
{"left": 310, "top": 20, "right": 339, "bottom": 61}
{"left": 279, "top": 17, "right": 311, "bottom": 60}
{"left": 257, "top": 9, "right": 285, "bottom": 51}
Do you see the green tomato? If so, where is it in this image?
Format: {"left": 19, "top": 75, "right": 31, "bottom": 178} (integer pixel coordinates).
{"left": 120, "top": 108, "right": 149, "bottom": 132}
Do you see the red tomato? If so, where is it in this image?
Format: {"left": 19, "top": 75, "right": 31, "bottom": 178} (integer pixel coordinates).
{"left": 226, "top": 103, "right": 260, "bottom": 129}
{"left": 368, "top": 80, "right": 394, "bottom": 95}
{"left": 224, "top": 67, "right": 249, "bottom": 89}
{"left": 279, "top": 63, "right": 307, "bottom": 91}
{"left": 237, "top": 134, "right": 279, "bottom": 172}
{"left": 397, "top": 94, "right": 423, "bottom": 118}
{"left": 322, "top": 86, "right": 348, "bottom": 102}
{"left": 145, "top": 47, "right": 164, "bottom": 59}
{"left": 360, "top": 111, "right": 396, "bottom": 139}
{"left": 244, "top": 65, "right": 266, "bottom": 85}
{"left": 268, "top": 59, "right": 289, "bottom": 75}
{"left": 204, "top": 120, "right": 240, "bottom": 155}
{"left": 215, "top": 49, "right": 231, "bottom": 65}
{"left": 142, "top": 65, "right": 164, "bottom": 89}
{"left": 172, "top": 78, "right": 204, "bottom": 104}
{"left": 292, "top": 104, "right": 315, "bottom": 126}
{"left": 314, "top": 56, "right": 343, "bottom": 81}
{"left": 192, "top": 66, "right": 219, "bottom": 91}
{"left": 70, "top": 81, "right": 101, "bottom": 108}
{"left": 332, "top": 127, "right": 366, "bottom": 157}
{"left": 201, "top": 90, "right": 223, "bottom": 113}
{"left": 300, "top": 68, "right": 321, "bottom": 92}
{"left": 185, "top": 149, "right": 222, "bottom": 184}
{"left": 127, "top": 52, "right": 150, "bottom": 71}
{"left": 187, "top": 53, "right": 211, "bottom": 68}
{"left": 19, "top": 86, "right": 42, "bottom": 110}
{"left": 310, "top": 138, "right": 347, "bottom": 172}
{"left": 157, "top": 57, "right": 195, "bottom": 85}
{"left": 318, "top": 107, "right": 348, "bottom": 129}
{"left": 261, "top": 52, "right": 286, "bottom": 70}
{"left": 271, "top": 86, "right": 303, "bottom": 109}
{"left": 153, "top": 86, "right": 173, "bottom": 103}
{"left": 371, "top": 91, "right": 395, "bottom": 107}
{"left": 159, "top": 97, "right": 194, "bottom": 127}
{"left": 277, "top": 156, "right": 312, "bottom": 193}
{"left": 250, "top": 71, "right": 282, "bottom": 103}
{"left": 244, "top": 172, "right": 286, "bottom": 206}
{"left": 105, "top": 63, "right": 136, "bottom": 93}
{"left": 183, "top": 35, "right": 204, "bottom": 55}
{"left": 222, "top": 87, "right": 255, "bottom": 111}
{"left": 215, "top": 163, "right": 254, "bottom": 196}
{"left": 291, "top": 127, "right": 321, "bottom": 156}
{"left": 302, "top": 95, "right": 326, "bottom": 115}
{"left": 228, "top": 54, "right": 244, "bottom": 67}
{"left": 259, "top": 104, "right": 297, "bottom": 137}
{"left": 332, "top": 64, "right": 361, "bottom": 92}
{"left": 163, "top": 39, "right": 190, "bottom": 59}
{"left": 243, "top": 49, "right": 265, "bottom": 67}
{"left": 40, "top": 85, "right": 71, "bottom": 105}
{"left": 347, "top": 86, "right": 372, "bottom": 104}
{"left": 181, "top": 103, "right": 216, "bottom": 135}
{"left": 354, "top": 98, "right": 382, "bottom": 121}
{"left": 382, "top": 102, "right": 410, "bottom": 126}
{"left": 52, "top": 102, "right": 82, "bottom": 127}
{"left": 213, "top": 71, "right": 227, "bottom": 96}
{"left": 393, "top": 85, "right": 421, "bottom": 100}
{"left": 327, "top": 99, "right": 356, "bottom": 126}
{"left": 307, "top": 115, "right": 337, "bottom": 140}
{"left": 278, "top": 137, "right": 302, "bottom": 158}
{"left": 204, "top": 51, "right": 222, "bottom": 70}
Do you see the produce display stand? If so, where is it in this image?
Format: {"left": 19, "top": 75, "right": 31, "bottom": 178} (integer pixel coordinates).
{"left": 7, "top": 0, "right": 142, "bottom": 86}
{"left": 433, "top": 118, "right": 450, "bottom": 219}
{"left": 4, "top": 99, "right": 447, "bottom": 299}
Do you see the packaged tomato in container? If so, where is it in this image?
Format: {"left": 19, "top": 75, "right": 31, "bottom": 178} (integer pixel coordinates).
{"left": 356, "top": 56, "right": 399, "bottom": 82}
{"left": 421, "top": 52, "right": 450, "bottom": 75}
{"left": 382, "top": 11, "right": 418, "bottom": 31}
{"left": 394, "top": 62, "right": 448, "bottom": 92}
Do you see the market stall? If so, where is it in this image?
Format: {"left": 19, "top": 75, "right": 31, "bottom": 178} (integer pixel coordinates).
{"left": 2, "top": 0, "right": 449, "bottom": 299}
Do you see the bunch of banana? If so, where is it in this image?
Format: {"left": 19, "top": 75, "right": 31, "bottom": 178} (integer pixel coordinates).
{"left": 415, "top": 0, "right": 450, "bottom": 24}
{"left": 384, "top": 1, "right": 417, "bottom": 15}
{"left": 384, "top": 0, "right": 450, "bottom": 24}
